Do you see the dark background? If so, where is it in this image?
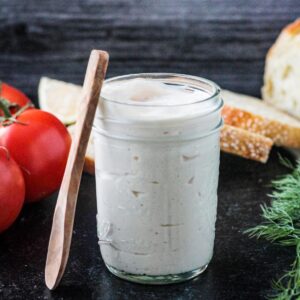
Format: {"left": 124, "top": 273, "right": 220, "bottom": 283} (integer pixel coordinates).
{"left": 0, "top": 1, "right": 299, "bottom": 299}
{"left": 1, "top": 0, "right": 300, "bottom": 102}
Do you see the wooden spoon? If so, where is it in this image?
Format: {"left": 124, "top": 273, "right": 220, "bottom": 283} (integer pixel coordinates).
{"left": 45, "top": 50, "right": 109, "bottom": 290}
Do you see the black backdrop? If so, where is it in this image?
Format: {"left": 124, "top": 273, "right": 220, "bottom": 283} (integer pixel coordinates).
{"left": 0, "top": 0, "right": 299, "bottom": 104}
{"left": 1, "top": 2, "right": 300, "bottom": 299}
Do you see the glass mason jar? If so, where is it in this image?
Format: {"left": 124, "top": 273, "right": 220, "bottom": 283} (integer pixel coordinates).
{"left": 93, "top": 73, "right": 223, "bottom": 284}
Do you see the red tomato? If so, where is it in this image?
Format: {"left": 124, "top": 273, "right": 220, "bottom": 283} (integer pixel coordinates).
{"left": 0, "top": 109, "right": 71, "bottom": 203}
{"left": 0, "top": 82, "right": 32, "bottom": 115}
{"left": 0, "top": 147, "right": 25, "bottom": 233}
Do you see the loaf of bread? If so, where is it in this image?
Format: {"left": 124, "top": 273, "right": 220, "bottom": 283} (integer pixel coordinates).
{"left": 262, "top": 19, "right": 300, "bottom": 119}
{"left": 222, "top": 89, "right": 300, "bottom": 148}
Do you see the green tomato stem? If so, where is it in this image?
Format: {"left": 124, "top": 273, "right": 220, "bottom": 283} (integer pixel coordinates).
{"left": 0, "top": 98, "right": 12, "bottom": 118}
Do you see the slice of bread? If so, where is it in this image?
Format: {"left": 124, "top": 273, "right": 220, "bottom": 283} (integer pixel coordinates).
{"left": 262, "top": 19, "right": 300, "bottom": 119}
{"left": 222, "top": 89, "right": 300, "bottom": 148}
{"left": 67, "top": 125, "right": 95, "bottom": 175}
{"left": 221, "top": 125, "right": 273, "bottom": 163}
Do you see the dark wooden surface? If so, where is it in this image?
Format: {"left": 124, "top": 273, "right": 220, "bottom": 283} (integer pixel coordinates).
{"left": 1, "top": 0, "right": 300, "bottom": 102}
{"left": 0, "top": 1, "right": 300, "bottom": 299}
{"left": 0, "top": 150, "right": 295, "bottom": 300}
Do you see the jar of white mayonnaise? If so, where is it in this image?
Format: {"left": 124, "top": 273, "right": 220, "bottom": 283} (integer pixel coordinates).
{"left": 93, "top": 73, "right": 223, "bottom": 284}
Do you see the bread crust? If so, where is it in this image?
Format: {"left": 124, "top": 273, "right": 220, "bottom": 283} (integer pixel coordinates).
{"left": 83, "top": 156, "right": 95, "bottom": 175}
{"left": 222, "top": 105, "right": 300, "bottom": 148}
{"left": 284, "top": 18, "right": 300, "bottom": 35}
{"left": 266, "top": 19, "right": 300, "bottom": 59}
{"left": 221, "top": 125, "right": 273, "bottom": 163}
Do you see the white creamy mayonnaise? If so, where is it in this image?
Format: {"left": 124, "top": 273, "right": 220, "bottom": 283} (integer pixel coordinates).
{"left": 94, "top": 75, "right": 222, "bottom": 282}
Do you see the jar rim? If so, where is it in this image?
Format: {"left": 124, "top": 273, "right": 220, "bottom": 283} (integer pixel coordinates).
{"left": 101, "top": 73, "right": 221, "bottom": 108}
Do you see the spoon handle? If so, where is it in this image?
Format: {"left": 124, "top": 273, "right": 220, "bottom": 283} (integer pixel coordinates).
{"left": 45, "top": 50, "right": 109, "bottom": 290}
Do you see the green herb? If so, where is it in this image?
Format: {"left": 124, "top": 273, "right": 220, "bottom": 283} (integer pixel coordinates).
{"left": 245, "top": 156, "right": 300, "bottom": 300}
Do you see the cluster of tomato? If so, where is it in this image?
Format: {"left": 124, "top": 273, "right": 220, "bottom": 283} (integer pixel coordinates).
{"left": 0, "top": 83, "right": 71, "bottom": 233}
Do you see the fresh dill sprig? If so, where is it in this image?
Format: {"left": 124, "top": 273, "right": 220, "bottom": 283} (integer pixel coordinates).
{"left": 245, "top": 157, "right": 300, "bottom": 300}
